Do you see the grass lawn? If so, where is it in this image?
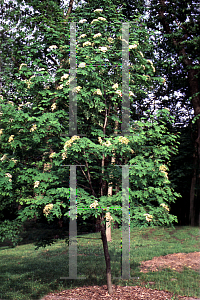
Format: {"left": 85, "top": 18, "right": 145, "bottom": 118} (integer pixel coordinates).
{"left": 0, "top": 225, "right": 199, "bottom": 300}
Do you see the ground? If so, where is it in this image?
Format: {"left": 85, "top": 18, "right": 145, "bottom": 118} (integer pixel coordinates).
{"left": 40, "top": 251, "right": 200, "bottom": 300}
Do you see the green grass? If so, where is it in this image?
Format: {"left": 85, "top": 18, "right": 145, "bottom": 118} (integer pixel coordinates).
{"left": 0, "top": 226, "right": 199, "bottom": 300}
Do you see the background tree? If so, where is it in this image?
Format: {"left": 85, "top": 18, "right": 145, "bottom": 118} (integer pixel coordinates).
{"left": 112, "top": 0, "right": 200, "bottom": 226}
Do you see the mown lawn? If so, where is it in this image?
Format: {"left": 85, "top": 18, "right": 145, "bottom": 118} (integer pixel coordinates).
{"left": 0, "top": 226, "right": 199, "bottom": 300}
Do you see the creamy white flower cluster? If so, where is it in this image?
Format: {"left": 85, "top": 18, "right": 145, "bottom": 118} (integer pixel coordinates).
{"left": 61, "top": 74, "right": 69, "bottom": 81}
{"left": 5, "top": 173, "right": 12, "bottom": 182}
{"left": 159, "top": 164, "right": 169, "bottom": 181}
{"left": 146, "top": 59, "right": 156, "bottom": 73}
{"left": 64, "top": 135, "right": 80, "bottom": 151}
{"left": 34, "top": 181, "right": 40, "bottom": 188}
{"left": 112, "top": 83, "right": 134, "bottom": 97}
{"left": 19, "top": 63, "right": 27, "bottom": 70}
{"left": 90, "top": 200, "right": 99, "bottom": 209}
{"left": 144, "top": 213, "right": 153, "bottom": 222}
{"left": 160, "top": 203, "right": 170, "bottom": 212}
{"left": 72, "top": 86, "right": 82, "bottom": 93}
{"left": 43, "top": 203, "right": 53, "bottom": 216}
{"left": 8, "top": 135, "right": 14, "bottom": 143}
{"left": 97, "top": 137, "right": 112, "bottom": 147}
{"left": 30, "top": 124, "right": 37, "bottom": 132}
{"left": 48, "top": 45, "right": 57, "bottom": 50}
{"left": 78, "top": 62, "right": 86, "bottom": 68}
{"left": 94, "top": 8, "right": 103, "bottom": 13}
{"left": 11, "top": 158, "right": 17, "bottom": 163}
{"left": 22, "top": 75, "right": 35, "bottom": 89}
{"left": 49, "top": 152, "right": 56, "bottom": 158}
{"left": 51, "top": 103, "right": 57, "bottom": 111}
{"left": 118, "top": 136, "right": 129, "bottom": 145}
{"left": 0, "top": 154, "right": 17, "bottom": 163}
{"left": 93, "top": 89, "right": 102, "bottom": 96}
{"left": 105, "top": 211, "right": 113, "bottom": 222}
{"left": 0, "top": 154, "right": 7, "bottom": 161}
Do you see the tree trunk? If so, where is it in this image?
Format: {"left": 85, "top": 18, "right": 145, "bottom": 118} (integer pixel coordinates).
{"left": 106, "top": 104, "right": 119, "bottom": 241}
{"left": 100, "top": 214, "right": 113, "bottom": 295}
{"left": 189, "top": 165, "right": 196, "bottom": 226}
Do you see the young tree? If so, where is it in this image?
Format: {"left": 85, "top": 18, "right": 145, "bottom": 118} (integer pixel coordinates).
{"left": 0, "top": 0, "right": 180, "bottom": 294}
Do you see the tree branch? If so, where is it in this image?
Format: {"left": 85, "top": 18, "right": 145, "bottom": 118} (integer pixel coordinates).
{"left": 83, "top": 150, "right": 97, "bottom": 198}
{"left": 64, "top": 0, "right": 74, "bottom": 23}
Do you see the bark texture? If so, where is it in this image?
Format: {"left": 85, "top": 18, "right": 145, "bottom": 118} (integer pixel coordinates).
{"left": 100, "top": 214, "right": 113, "bottom": 295}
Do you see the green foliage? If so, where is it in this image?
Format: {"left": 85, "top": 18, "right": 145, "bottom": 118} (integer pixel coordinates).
{"left": 0, "top": 0, "right": 181, "bottom": 246}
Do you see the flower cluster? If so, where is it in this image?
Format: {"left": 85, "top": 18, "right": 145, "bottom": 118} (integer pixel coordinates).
{"left": 7, "top": 101, "right": 14, "bottom": 106}
{"left": 1, "top": 154, "right": 7, "bottom": 161}
{"left": 98, "top": 137, "right": 103, "bottom": 144}
{"left": 38, "top": 68, "right": 45, "bottom": 72}
{"left": 160, "top": 203, "right": 170, "bottom": 212}
{"left": 78, "top": 34, "right": 87, "bottom": 39}
{"left": 102, "top": 140, "right": 112, "bottom": 147}
{"left": 93, "top": 89, "right": 102, "bottom": 96}
{"left": 99, "top": 46, "right": 108, "bottom": 53}
{"left": 98, "top": 17, "right": 106, "bottom": 22}
{"left": 129, "top": 44, "right": 138, "bottom": 49}
{"left": 19, "top": 63, "right": 27, "bottom": 70}
{"left": 159, "top": 164, "right": 169, "bottom": 181}
{"left": 8, "top": 135, "right": 14, "bottom": 143}
{"left": 64, "top": 135, "right": 80, "bottom": 151}
{"left": 83, "top": 41, "right": 92, "bottom": 47}
{"left": 49, "top": 45, "right": 57, "bottom": 50}
{"left": 94, "top": 8, "right": 103, "bottom": 13}
{"left": 93, "top": 33, "right": 102, "bottom": 38}
{"left": 25, "top": 75, "right": 35, "bottom": 89}
{"left": 91, "top": 17, "right": 106, "bottom": 24}
{"left": 61, "top": 74, "right": 69, "bottom": 81}
{"left": 72, "top": 86, "right": 82, "bottom": 93}
{"left": 43, "top": 203, "right": 53, "bottom": 216}
{"left": 79, "top": 19, "right": 87, "bottom": 24}
{"left": 78, "top": 62, "right": 86, "bottom": 68}
{"left": 51, "top": 103, "right": 57, "bottom": 111}
{"left": 108, "top": 37, "right": 114, "bottom": 43}
{"left": 146, "top": 59, "right": 156, "bottom": 73}
{"left": 62, "top": 152, "right": 67, "bottom": 160}
{"left": 65, "top": 76, "right": 75, "bottom": 85}
{"left": 56, "top": 84, "right": 64, "bottom": 90}
{"left": 144, "top": 213, "right": 153, "bottom": 222}
{"left": 30, "top": 124, "right": 37, "bottom": 132}
{"left": 11, "top": 158, "right": 17, "bottom": 163}
{"left": 0, "top": 129, "right": 3, "bottom": 135}
{"left": 118, "top": 136, "right": 130, "bottom": 145}
{"left": 105, "top": 212, "right": 113, "bottom": 222}
{"left": 5, "top": 173, "right": 12, "bottom": 182}
{"left": 112, "top": 83, "right": 118, "bottom": 90}
{"left": 90, "top": 200, "right": 99, "bottom": 209}
{"left": 34, "top": 181, "right": 40, "bottom": 188}
{"left": 49, "top": 152, "right": 56, "bottom": 158}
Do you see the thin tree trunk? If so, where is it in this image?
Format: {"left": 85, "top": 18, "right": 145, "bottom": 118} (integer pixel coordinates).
{"left": 106, "top": 104, "right": 119, "bottom": 241}
{"left": 189, "top": 166, "right": 196, "bottom": 226}
{"left": 100, "top": 214, "right": 113, "bottom": 295}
